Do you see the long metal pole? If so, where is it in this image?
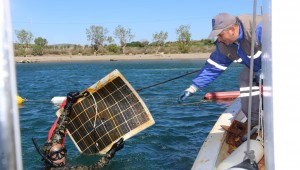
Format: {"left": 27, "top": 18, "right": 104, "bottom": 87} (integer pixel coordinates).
{"left": 245, "top": 0, "right": 257, "bottom": 164}
{"left": 0, "top": 0, "right": 23, "bottom": 169}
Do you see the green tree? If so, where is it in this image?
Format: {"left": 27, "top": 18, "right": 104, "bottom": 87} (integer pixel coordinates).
{"left": 86, "top": 25, "right": 108, "bottom": 54}
{"left": 113, "top": 25, "right": 134, "bottom": 54}
{"left": 176, "top": 25, "right": 192, "bottom": 53}
{"left": 32, "top": 37, "right": 48, "bottom": 56}
{"left": 15, "top": 29, "right": 33, "bottom": 56}
{"left": 152, "top": 31, "right": 168, "bottom": 54}
{"left": 15, "top": 29, "right": 33, "bottom": 47}
{"left": 34, "top": 37, "right": 48, "bottom": 47}
{"left": 106, "top": 36, "right": 114, "bottom": 44}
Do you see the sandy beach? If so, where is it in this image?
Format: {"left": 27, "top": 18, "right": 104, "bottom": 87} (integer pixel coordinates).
{"left": 14, "top": 53, "right": 210, "bottom": 63}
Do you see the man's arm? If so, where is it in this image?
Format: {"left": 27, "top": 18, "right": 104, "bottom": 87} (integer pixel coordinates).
{"left": 178, "top": 46, "right": 232, "bottom": 103}
{"left": 70, "top": 138, "right": 125, "bottom": 169}
{"left": 91, "top": 138, "right": 125, "bottom": 168}
{"left": 43, "top": 92, "right": 81, "bottom": 151}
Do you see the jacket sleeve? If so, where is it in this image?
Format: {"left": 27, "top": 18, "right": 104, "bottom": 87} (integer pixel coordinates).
{"left": 256, "top": 22, "right": 262, "bottom": 46}
{"left": 192, "top": 44, "right": 233, "bottom": 89}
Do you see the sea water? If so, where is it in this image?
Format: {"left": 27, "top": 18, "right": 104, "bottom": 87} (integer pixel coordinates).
{"left": 16, "top": 59, "right": 243, "bottom": 170}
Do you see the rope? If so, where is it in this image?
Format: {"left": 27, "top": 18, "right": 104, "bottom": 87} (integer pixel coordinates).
{"left": 256, "top": 73, "right": 264, "bottom": 145}
{"left": 179, "top": 100, "right": 212, "bottom": 106}
{"left": 136, "top": 69, "right": 200, "bottom": 92}
{"left": 90, "top": 93, "right": 98, "bottom": 128}
{"left": 23, "top": 99, "right": 52, "bottom": 103}
{"left": 90, "top": 92, "right": 101, "bottom": 152}
{"left": 142, "top": 97, "right": 177, "bottom": 101}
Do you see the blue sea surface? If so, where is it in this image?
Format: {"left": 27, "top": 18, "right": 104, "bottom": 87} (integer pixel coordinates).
{"left": 16, "top": 59, "right": 243, "bottom": 170}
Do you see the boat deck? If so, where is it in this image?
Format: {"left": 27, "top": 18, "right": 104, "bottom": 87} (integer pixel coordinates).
{"left": 192, "top": 98, "right": 242, "bottom": 170}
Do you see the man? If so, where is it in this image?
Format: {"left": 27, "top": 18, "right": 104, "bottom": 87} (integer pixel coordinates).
{"left": 178, "top": 13, "right": 262, "bottom": 127}
{"left": 33, "top": 92, "right": 125, "bottom": 169}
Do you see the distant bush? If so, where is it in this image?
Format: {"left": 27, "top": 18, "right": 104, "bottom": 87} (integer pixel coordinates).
{"left": 201, "top": 39, "right": 215, "bottom": 46}
{"left": 126, "top": 41, "right": 147, "bottom": 47}
{"left": 107, "top": 44, "right": 120, "bottom": 54}
{"left": 81, "top": 48, "right": 93, "bottom": 56}
{"left": 13, "top": 39, "right": 215, "bottom": 57}
{"left": 14, "top": 48, "right": 26, "bottom": 57}
{"left": 32, "top": 45, "right": 43, "bottom": 56}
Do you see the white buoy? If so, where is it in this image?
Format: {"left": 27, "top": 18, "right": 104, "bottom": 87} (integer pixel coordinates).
{"left": 217, "top": 140, "right": 264, "bottom": 170}
{"left": 51, "top": 96, "right": 66, "bottom": 106}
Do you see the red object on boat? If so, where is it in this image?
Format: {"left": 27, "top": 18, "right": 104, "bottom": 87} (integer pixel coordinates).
{"left": 204, "top": 91, "right": 240, "bottom": 100}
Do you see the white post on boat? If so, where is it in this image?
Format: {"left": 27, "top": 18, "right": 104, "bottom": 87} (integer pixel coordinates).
{"left": 244, "top": 0, "right": 258, "bottom": 164}
{"left": 0, "top": 0, "right": 23, "bottom": 169}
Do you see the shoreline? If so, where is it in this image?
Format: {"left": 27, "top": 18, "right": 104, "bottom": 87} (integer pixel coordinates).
{"left": 14, "top": 53, "right": 210, "bottom": 63}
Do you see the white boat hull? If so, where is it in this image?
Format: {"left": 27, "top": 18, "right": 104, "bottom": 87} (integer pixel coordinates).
{"left": 192, "top": 98, "right": 242, "bottom": 170}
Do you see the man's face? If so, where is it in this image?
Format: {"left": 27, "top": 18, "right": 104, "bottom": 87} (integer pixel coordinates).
{"left": 217, "top": 27, "right": 237, "bottom": 45}
{"left": 48, "top": 144, "right": 66, "bottom": 166}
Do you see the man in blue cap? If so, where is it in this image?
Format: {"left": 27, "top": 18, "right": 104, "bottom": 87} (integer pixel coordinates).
{"left": 178, "top": 13, "right": 263, "bottom": 127}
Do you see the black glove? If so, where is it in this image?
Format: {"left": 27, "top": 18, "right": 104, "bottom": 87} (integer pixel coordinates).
{"left": 64, "top": 91, "right": 81, "bottom": 111}
{"left": 106, "top": 138, "right": 125, "bottom": 159}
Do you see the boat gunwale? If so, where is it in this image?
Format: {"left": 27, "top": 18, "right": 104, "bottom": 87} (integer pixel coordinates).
{"left": 192, "top": 98, "right": 241, "bottom": 170}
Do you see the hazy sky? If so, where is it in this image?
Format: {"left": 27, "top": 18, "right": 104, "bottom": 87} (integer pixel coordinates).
{"left": 10, "top": 0, "right": 263, "bottom": 45}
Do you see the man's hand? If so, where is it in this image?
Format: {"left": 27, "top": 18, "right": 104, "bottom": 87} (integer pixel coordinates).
{"left": 64, "top": 91, "right": 81, "bottom": 111}
{"left": 106, "top": 138, "right": 125, "bottom": 159}
{"left": 178, "top": 84, "right": 198, "bottom": 104}
{"left": 178, "top": 91, "right": 193, "bottom": 104}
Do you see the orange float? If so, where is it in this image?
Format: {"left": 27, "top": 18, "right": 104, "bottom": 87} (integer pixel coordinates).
{"left": 204, "top": 91, "right": 240, "bottom": 100}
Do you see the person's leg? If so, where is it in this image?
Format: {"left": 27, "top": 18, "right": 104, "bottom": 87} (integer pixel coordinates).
{"left": 239, "top": 67, "right": 260, "bottom": 127}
